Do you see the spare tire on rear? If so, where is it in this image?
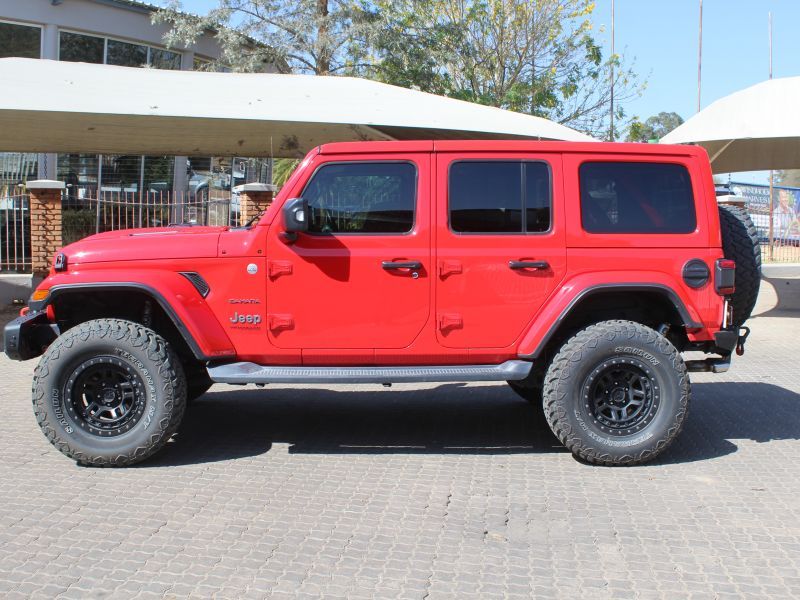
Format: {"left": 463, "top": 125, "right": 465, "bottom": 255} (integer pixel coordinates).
{"left": 718, "top": 204, "right": 761, "bottom": 327}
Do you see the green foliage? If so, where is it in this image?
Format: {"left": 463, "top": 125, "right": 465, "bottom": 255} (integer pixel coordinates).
{"left": 153, "top": 0, "right": 376, "bottom": 74}
{"left": 626, "top": 111, "right": 684, "bottom": 143}
{"left": 153, "top": 0, "right": 643, "bottom": 138}
{"left": 272, "top": 158, "right": 300, "bottom": 188}
{"left": 775, "top": 170, "right": 800, "bottom": 188}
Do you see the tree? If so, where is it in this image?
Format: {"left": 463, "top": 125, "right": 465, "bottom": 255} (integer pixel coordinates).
{"left": 153, "top": 0, "right": 642, "bottom": 138}
{"left": 152, "top": 0, "right": 375, "bottom": 74}
{"left": 370, "top": 0, "right": 642, "bottom": 139}
{"left": 626, "top": 111, "right": 684, "bottom": 142}
{"left": 775, "top": 170, "right": 800, "bottom": 188}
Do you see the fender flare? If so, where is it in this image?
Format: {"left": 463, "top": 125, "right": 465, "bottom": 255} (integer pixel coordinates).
{"left": 519, "top": 283, "right": 703, "bottom": 359}
{"left": 32, "top": 282, "right": 235, "bottom": 361}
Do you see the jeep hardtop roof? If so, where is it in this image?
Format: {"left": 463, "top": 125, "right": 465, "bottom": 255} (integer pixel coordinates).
{"left": 318, "top": 140, "right": 709, "bottom": 159}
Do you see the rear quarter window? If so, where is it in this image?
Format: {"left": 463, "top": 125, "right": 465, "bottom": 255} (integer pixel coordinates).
{"left": 580, "top": 162, "right": 696, "bottom": 234}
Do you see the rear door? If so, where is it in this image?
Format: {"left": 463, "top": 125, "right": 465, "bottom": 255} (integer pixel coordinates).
{"left": 435, "top": 153, "right": 567, "bottom": 349}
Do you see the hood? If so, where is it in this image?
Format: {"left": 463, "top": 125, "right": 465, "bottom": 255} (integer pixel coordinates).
{"left": 63, "top": 226, "right": 227, "bottom": 265}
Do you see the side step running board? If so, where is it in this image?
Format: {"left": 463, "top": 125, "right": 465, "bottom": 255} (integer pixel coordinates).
{"left": 208, "top": 360, "right": 532, "bottom": 385}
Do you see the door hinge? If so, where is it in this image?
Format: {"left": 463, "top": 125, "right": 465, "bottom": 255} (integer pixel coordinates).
{"left": 438, "top": 313, "right": 463, "bottom": 331}
{"left": 268, "top": 260, "right": 293, "bottom": 279}
{"left": 268, "top": 314, "right": 294, "bottom": 331}
{"left": 438, "top": 260, "right": 463, "bottom": 278}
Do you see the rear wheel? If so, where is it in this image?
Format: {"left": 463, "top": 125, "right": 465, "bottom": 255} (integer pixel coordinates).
{"left": 543, "top": 320, "right": 689, "bottom": 466}
{"left": 32, "top": 319, "right": 187, "bottom": 467}
{"left": 718, "top": 204, "right": 761, "bottom": 326}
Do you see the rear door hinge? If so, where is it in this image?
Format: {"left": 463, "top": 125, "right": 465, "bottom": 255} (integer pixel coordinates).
{"left": 438, "top": 260, "right": 463, "bottom": 278}
{"left": 438, "top": 312, "right": 463, "bottom": 331}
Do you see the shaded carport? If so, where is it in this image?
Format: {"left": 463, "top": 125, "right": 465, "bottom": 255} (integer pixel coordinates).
{"left": 0, "top": 57, "right": 594, "bottom": 158}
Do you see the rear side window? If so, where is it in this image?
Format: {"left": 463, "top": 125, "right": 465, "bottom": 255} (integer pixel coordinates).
{"left": 449, "top": 161, "right": 551, "bottom": 233}
{"left": 580, "top": 162, "right": 696, "bottom": 234}
{"left": 302, "top": 162, "right": 416, "bottom": 234}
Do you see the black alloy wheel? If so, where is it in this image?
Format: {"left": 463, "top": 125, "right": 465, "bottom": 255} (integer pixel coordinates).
{"left": 65, "top": 356, "right": 147, "bottom": 437}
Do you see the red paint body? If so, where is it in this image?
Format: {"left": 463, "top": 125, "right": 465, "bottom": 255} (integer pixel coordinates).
{"left": 38, "top": 141, "right": 726, "bottom": 366}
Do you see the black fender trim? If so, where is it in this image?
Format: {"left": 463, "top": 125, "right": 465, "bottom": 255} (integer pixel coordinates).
{"left": 519, "top": 283, "right": 704, "bottom": 359}
{"left": 32, "top": 282, "right": 219, "bottom": 361}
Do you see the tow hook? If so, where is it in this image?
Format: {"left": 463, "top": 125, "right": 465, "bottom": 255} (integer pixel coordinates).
{"left": 736, "top": 326, "right": 751, "bottom": 356}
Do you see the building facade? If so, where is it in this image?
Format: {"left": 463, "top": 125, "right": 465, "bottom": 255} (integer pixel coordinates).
{"left": 0, "top": 0, "right": 271, "bottom": 209}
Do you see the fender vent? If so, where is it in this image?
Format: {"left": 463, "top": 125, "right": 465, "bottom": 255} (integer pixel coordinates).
{"left": 179, "top": 272, "right": 210, "bottom": 298}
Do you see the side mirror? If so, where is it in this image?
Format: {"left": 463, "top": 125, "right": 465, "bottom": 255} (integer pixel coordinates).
{"left": 282, "top": 197, "right": 308, "bottom": 233}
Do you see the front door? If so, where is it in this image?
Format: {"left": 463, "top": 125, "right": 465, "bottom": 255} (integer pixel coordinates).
{"left": 435, "top": 153, "right": 567, "bottom": 349}
{"left": 266, "top": 155, "right": 431, "bottom": 354}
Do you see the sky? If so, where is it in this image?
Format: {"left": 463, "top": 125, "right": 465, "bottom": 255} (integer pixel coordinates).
{"left": 178, "top": 0, "right": 799, "bottom": 183}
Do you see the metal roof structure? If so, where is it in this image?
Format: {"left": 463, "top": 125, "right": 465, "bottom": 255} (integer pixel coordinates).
{"left": 0, "top": 58, "right": 595, "bottom": 158}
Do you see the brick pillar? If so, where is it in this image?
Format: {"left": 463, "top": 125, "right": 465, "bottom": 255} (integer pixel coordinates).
{"left": 234, "top": 183, "right": 276, "bottom": 226}
{"left": 27, "top": 180, "right": 65, "bottom": 280}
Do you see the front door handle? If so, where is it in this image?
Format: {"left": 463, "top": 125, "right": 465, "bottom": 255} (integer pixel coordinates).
{"left": 509, "top": 260, "right": 549, "bottom": 270}
{"left": 382, "top": 261, "right": 422, "bottom": 270}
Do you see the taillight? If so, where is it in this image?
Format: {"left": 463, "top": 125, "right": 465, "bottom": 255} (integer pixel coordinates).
{"left": 715, "top": 259, "right": 736, "bottom": 295}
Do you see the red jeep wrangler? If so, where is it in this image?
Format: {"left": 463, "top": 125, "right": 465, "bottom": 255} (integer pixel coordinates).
{"left": 4, "top": 141, "right": 760, "bottom": 467}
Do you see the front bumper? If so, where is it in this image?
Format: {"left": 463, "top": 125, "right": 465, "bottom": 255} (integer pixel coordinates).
{"left": 3, "top": 311, "right": 59, "bottom": 361}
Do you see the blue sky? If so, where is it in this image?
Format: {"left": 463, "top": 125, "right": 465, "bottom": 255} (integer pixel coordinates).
{"left": 179, "top": 0, "right": 797, "bottom": 182}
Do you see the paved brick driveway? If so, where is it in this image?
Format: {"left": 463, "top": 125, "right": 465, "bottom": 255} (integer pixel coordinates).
{"left": 1, "top": 286, "right": 799, "bottom": 599}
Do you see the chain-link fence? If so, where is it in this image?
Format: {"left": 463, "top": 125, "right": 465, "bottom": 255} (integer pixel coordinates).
{"left": 728, "top": 182, "right": 800, "bottom": 263}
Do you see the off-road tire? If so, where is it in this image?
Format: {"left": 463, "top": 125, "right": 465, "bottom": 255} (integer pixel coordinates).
{"left": 32, "top": 319, "right": 187, "bottom": 467}
{"left": 543, "top": 320, "right": 690, "bottom": 466}
{"left": 718, "top": 204, "right": 761, "bottom": 327}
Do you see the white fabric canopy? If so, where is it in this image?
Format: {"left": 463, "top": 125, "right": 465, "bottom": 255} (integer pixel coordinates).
{"left": 0, "top": 58, "right": 594, "bottom": 157}
{"left": 661, "top": 76, "right": 800, "bottom": 172}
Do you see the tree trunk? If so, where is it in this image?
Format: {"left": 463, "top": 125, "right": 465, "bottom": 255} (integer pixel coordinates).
{"left": 316, "top": 0, "right": 331, "bottom": 75}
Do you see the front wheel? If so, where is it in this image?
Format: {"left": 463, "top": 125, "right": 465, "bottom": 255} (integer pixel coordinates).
{"left": 32, "top": 319, "right": 187, "bottom": 467}
{"left": 543, "top": 320, "right": 690, "bottom": 466}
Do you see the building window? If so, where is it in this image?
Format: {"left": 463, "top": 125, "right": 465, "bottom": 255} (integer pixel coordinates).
{"left": 579, "top": 162, "right": 697, "bottom": 234}
{"left": 149, "top": 48, "right": 181, "bottom": 70}
{"left": 58, "top": 154, "right": 99, "bottom": 206}
{"left": 0, "top": 21, "right": 41, "bottom": 59}
{"left": 449, "top": 161, "right": 552, "bottom": 234}
{"left": 59, "top": 31, "right": 183, "bottom": 71}
{"left": 106, "top": 39, "right": 147, "bottom": 68}
{"left": 59, "top": 31, "right": 104, "bottom": 64}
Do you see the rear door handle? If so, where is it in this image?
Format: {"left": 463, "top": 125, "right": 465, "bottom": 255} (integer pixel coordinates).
{"left": 382, "top": 261, "right": 422, "bottom": 270}
{"left": 509, "top": 260, "right": 549, "bottom": 270}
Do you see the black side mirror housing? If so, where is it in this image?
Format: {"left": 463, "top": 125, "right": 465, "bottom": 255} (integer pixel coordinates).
{"left": 283, "top": 198, "right": 308, "bottom": 233}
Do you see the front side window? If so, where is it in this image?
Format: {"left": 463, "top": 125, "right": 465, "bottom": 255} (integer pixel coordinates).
{"left": 449, "top": 161, "right": 551, "bottom": 233}
{"left": 302, "top": 162, "right": 417, "bottom": 234}
{"left": 580, "top": 162, "right": 697, "bottom": 234}
{"left": 0, "top": 22, "right": 41, "bottom": 59}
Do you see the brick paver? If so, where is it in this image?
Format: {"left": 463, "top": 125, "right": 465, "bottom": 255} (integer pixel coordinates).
{"left": 1, "top": 289, "right": 798, "bottom": 599}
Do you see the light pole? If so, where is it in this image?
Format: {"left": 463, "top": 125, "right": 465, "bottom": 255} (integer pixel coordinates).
{"left": 768, "top": 11, "right": 774, "bottom": 260}
{"left": 609, "top": 0, "right": 615, "bottom": 141}
{"left": 697, "top": 0, "right": 703, "bottom": 113}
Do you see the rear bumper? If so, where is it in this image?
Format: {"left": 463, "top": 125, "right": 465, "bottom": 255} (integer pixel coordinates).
{"left": 3, "top": 311, "right": 59, "bottom": 361}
